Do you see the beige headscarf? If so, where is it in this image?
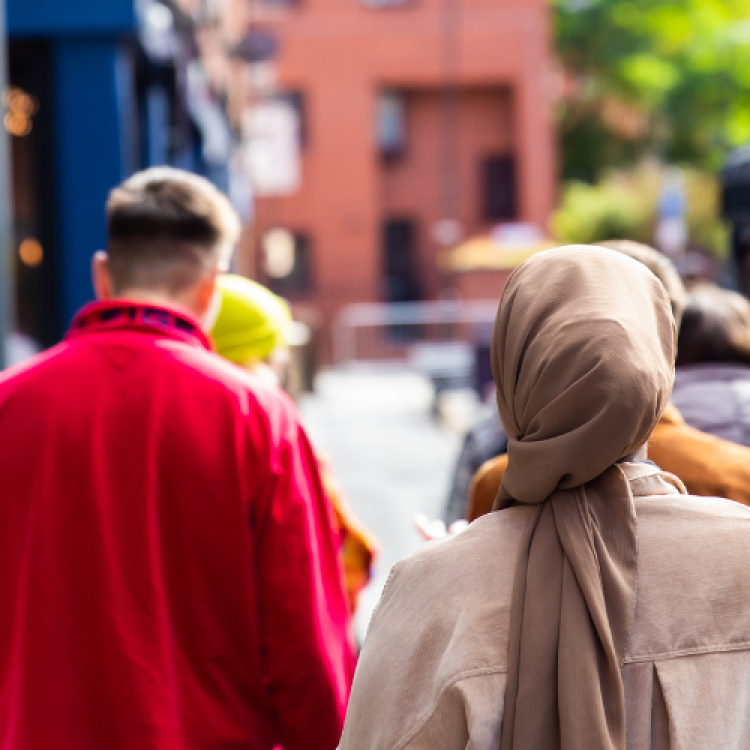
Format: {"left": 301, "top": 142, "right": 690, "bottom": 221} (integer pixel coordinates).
{"left": 493, "top": 246, "right": 676, "bottom": 750}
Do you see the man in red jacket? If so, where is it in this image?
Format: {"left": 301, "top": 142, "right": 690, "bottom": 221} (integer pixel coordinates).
{"left": 0, "top": 168, "right": 355, "bottom": 750}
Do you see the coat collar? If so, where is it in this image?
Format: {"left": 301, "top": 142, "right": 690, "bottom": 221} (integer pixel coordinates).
{"left": 68, "top": 300, "right": 213, "bottom": 351}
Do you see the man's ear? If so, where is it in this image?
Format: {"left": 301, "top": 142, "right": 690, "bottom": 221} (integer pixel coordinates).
{"left": 92, "top": 252, "right": 114, "bottom": 300}
{"left": 195, "top": 267, "right": 220, "bottom": 325}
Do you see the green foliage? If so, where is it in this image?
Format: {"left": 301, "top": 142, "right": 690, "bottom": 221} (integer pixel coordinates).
{"left": 552, "top": 180, "right": 650, "bottom": 245}
{"left": 552, "top": 162, "right": 729, "bottom": 258}
{"left": 556, "top": 0, "right": 750, "bottom": 182}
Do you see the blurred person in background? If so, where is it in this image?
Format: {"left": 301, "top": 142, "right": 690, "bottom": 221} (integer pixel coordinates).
{"left": 0, "top": 168, "right": 354, "bottom": 750}
{"left": 467, "top": 241, "right": 750, "bottom": 521}
{"left": 340, "top": 245, "right": 750, "bottom": 749}
{"left": 672, "top": 284, "right": 750, "bottom": 446}
{"left": 211, "top": 274, "right": 378, "bottom": 615}
{"left": 443, "top": 407, "right": 507, "bottom": 526}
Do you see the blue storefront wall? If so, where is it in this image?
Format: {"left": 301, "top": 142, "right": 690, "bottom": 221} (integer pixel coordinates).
{"left": 52, "top": 40, "right": 137, "bottom": 325}
{"left": 7, "top": 0, "right": 137, "bottom": 328}
{"left": 8, "top": 0, "right": 135, "bottom": 37}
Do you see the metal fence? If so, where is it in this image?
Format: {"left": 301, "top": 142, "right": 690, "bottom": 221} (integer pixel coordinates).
{"left": 333, "top": 299, "right": 498, "bottom": 390}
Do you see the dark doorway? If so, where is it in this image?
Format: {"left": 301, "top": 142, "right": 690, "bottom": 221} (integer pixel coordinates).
{"left": 481, "top": 154, "right": 517, "bottom": 223}
{"left": 382, "top": 218, "right": 421, "bottom": 304}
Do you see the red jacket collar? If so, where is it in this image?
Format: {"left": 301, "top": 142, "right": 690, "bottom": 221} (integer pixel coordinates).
{"left": 68, "top": 300, "right": 213, "bottom": 351}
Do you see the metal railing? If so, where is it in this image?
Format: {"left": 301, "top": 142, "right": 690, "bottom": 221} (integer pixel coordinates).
{"left": 332, "top": 299, "right": 498, "bottom": 372}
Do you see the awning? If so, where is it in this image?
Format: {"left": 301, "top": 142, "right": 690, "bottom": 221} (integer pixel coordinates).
{"left": 438, "top": 234, "right": 556, "bottom": 273}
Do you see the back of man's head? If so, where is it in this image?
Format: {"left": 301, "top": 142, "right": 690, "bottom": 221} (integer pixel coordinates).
{"left": 105, "top": 167, "right": 241, "bottom": 296}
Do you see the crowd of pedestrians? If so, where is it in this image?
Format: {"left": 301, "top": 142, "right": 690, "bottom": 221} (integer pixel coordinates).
{"left": 3, "top": 166, "right": 750, "bottom": 749}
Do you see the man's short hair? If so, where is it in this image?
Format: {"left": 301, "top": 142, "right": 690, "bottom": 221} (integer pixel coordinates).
{"left": 106, "top": 167, "right": 241, "bottom": 294}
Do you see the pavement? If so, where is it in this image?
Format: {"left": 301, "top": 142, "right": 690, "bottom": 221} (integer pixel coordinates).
{"left": 299, "top": 366, "right": 471, "bottom": 641}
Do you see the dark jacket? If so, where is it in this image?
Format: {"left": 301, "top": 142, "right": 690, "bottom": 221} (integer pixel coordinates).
{"left": 444, "top": 409, "right": 507, "bottom": 524}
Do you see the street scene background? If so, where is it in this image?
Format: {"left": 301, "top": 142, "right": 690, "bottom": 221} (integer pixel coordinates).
{"left": 300, "top": 368, "right": 473, "bottom": 638}
{"left": 5, "top": 0, "right": 750, "bottom": 638}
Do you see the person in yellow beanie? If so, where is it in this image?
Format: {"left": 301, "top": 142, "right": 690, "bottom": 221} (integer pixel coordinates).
{"left": 211, "top": 273, "right": 299, "bottom": 389}
{"left": 212, "top": 274, "right": 378, "bottom": 615}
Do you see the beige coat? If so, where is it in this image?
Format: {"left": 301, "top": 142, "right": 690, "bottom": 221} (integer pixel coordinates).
{"left": 339, "top": 464, "right": 750, "bottom": 749}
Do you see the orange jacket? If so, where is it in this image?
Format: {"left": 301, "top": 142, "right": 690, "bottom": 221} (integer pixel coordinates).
{"left": 469, "top": 403, "right": 750, "bottom": 521}
{"left": 317, "top": 455, "right": 378, "bottom": 614}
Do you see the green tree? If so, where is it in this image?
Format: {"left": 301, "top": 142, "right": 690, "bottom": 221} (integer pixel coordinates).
{"left": 551, "top": 162, "right": 728, "bottom": 256}
{"left": 556, "top": 0, "right": 750, "bottom": 181}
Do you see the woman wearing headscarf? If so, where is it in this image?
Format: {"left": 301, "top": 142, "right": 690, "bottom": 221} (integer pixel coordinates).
{"left": 469, "top": 246, "right": 750, "bottom": 519}
{"left": 338, "top": 245, "right": 750, "bottom": 749}
{"left": 446, "top": 238, "right": 750, "bottom": 526}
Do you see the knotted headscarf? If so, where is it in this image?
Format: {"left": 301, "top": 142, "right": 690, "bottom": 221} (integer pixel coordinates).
{"left": 494, "top": 246, "right": 676, "bottom": 750}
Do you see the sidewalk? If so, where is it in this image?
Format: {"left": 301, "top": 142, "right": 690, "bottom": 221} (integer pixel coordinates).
{"left": 300, "top": 367, "right": 464, "bottom": 640}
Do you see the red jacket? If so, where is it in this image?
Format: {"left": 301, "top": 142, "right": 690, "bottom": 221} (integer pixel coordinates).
{"left": 0, "top": 301, "right": 355, "bottom": 750}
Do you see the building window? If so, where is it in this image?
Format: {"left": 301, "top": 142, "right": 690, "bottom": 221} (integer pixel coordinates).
{"left": 377, "top": 91, "right": 407, "bottom": 159}
{"left": 481, "top": 154, "right": 517, "bottom": 222}
{"left": 264, "top": 229, "right": 314, "bottom": 295}
{"left": 382, "top": 218, "right": 421, "bottom": 303}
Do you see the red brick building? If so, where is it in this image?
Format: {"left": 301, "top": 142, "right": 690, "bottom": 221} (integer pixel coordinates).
{"left": 245, "top": 0, "right": 556, "bottom": 349}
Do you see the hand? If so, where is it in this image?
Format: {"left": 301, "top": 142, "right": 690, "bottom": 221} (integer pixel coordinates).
{"left": 413, "top": 513, "right": 469, "bottom": 542}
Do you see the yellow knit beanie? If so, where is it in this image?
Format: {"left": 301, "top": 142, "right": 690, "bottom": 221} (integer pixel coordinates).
{"left": 211, "top": 274, "right": 292, "bottom": 364}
